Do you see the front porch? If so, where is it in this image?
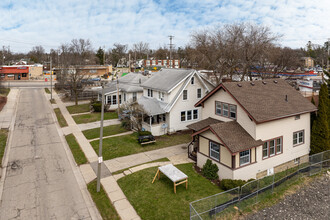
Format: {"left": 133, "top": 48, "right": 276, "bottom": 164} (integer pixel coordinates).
{"left": 142, "top": 113, "right": 167, "bottom": 136}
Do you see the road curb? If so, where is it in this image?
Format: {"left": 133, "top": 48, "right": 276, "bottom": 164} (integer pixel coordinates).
{"left": 0, "top": 89, "right": 20, "bottom": 204}
{"left": 44, "top": 91, "right": 102, "bottom": 220}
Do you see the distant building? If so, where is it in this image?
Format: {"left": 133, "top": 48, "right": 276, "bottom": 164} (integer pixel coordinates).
{"left": 144, "top": 59, "right": 180, "bottom": 69}
{"left": 301, "top": 57, "right": 314, "bottom": 68}
{"left": 0, "top": 66, "right": 29, "bottom": 80}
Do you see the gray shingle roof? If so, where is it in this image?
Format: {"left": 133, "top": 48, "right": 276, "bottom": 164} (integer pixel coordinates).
{"left": 141, "top": 68, "right": 194, "bottom": 92}
{"left": 196, "top": 79, "right": 317, "bottom": 123}
{"left": 99, "top": 73, "right": 149, "bottom": 94}
{"left": 137, "top": 96, "right": 167, "bottom": 115}
{"left": 210, "top": 121, "right": 263, "bottom": 153}
{"left": 187, "top": 117, "right": 223, "bottom": 131}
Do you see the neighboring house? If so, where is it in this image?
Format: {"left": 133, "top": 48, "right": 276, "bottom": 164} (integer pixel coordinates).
{"left": 187, "top": 79, "right": 317, "bottom": 180}
{"left": 98, "top": 73, "right": 149, "bottom": 110}
{"left": 138, "top": 68, "right": 215, "bottom": 136}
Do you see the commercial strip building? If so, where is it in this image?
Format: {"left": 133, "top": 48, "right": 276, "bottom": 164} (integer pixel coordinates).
{"left": 0, "top": 66, "right": 30, "bottom": 80}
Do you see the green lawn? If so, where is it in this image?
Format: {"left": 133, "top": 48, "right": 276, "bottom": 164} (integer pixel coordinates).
{"left": 90, "top": 132, "right": 191, "bottom": 160}
{"left": 0, "top": 129, "right": 8, "bottom": 167}
{"left": 54, "top": 108, "right": 68, "bottom": 127}
{"left": 73, "top": 112, "right": 118, "bottom": 124}
{"left": 67, "top": 103, "right": 90, "bottom": 114}
{"left": 83, "top": 124, "right": 128, "bottom": 140}
{"left": 87, "top": 180, "right": 120, "bottom": 220}
{"left": 0, "top": 88, "right": 10, "bottom": 96}
{"left": 117, "top": 163, "right": 222, "bottom": 220}
{"left": 44, "top": 88, "right": 51, "bottom": 94}
{"left": 65, "top": 134, "right": 88, "bottom": 165}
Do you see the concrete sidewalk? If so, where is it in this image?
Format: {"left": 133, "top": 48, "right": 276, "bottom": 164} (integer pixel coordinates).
{"left": 78, "top": 119, "right": 121, "bottom": 131}
{"left": 52, "top": 93, "right": 99, "bottom": 163}
{"left": 104, "top": 144, "right": 190, "bottom": 173}
{"left": 0, "top": 89, "right": 19, "bottom": 129}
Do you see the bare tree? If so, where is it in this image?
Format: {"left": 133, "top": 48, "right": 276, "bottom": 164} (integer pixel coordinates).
{"left": 191, "top": 23, "right": 279, "bottom": 83}
{"left": 28, "top": 45, "right": 45, "bottom": 63}
{"left": 133, "top": 42, "right": 149, "bottom": 60}
{"left": 58, "top": 39, "right": 94, "bottom": 105}
{"left": 110, "top": 43, "right": 128, "bottom": 66}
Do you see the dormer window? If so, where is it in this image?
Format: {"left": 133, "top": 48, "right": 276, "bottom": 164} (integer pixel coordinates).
{"left": 191, "top": 77, "right": 195, "bottom": 85}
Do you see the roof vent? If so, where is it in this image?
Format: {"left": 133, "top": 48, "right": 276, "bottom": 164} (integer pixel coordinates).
{"left": 274, "top": 80, "right": 278, "bottom": 84}
{"left": 262, "top": 81, "right": 267, "bottom": 85}
{"left": 237, "top": 83, "right": 242, "bottom": 87}
{"left": 250, "top": 82, "right": 255, "bottom": 86}
{"left": 285, "top": 95, "right": 288, "bottom": 102}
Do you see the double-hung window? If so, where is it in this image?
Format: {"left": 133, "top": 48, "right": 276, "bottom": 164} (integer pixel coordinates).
{"left": 223, "top": 103, "right": 229, "bottom": 117}
{"left": 263, "top": 142, "right": 268, "bottom": 158}
{"left": 148, "top": 89, "right": 153, "bottom": 97}
{"left": 133, "top": 92, "right": 137, "bottom": 102}
{"left": 183, "top": 90, "right": 188, "bottom": 100}
{"left": 107, "top": 96, "right": 111, "bottom": 104}
{"left": 263, "top": 137, "right": 283, "bottom": 159}
{"left": 112, "top": 95, "right": 117, "bottom": 105}
{"left": 215, "top": 101, "right": 222, "bottom": 115}
{"left": 230, "top": 105, "right": 236, "bottom": 119}
{"left": 209, "top": 141, "right": 220, "bottom": 161}
{"left": 187, "top": 110, "right": 192, "bottom": 120}
{"left": 276, "top": 138, "right": 282, "bottom": 154}
{"left": 239, "top": 150, "right": 250, "bottom": 166}
{"left": 293, "top": 130, "right": 304, "bottom": 146}
{"left": 181, "top": 111, "right": 186, "bottom": 121}
{"left": 197, "top": 88, "right": 202, "bottom": 98}
{"left": 269, "top": 140, "right": 275, "bottom": 156}
{"left": 193, "top": 109, "right": 198, "bottom": 119}
{"left": 216, "top": 102, "right": 236, "bottom": 119}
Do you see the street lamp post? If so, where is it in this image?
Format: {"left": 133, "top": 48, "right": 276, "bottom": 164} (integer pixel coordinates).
{"left": 97, "top": 83, "right": 105, "bottom": 192}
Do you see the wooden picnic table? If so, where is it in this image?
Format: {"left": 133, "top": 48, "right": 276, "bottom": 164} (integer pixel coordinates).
{"left": 152, "top": 164, "right": 188, "bottom": 194}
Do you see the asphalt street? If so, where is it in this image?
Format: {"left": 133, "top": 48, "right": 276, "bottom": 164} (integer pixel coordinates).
{"left": 0, "top": 88, "right": 91, "bottom": 219}
{"left": 2, "top": 81, "right": 52, "bottom": 88}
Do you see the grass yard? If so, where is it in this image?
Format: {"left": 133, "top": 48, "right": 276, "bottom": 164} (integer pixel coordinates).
{"left": 67, "top": 103, "right": 90, "bottom": 114}
{"left": 83, "top": 124, "right": 128, "bottom": 140}
{"left": 0, "top": 129, "right": 8, "bottom": 167}
{"left": 73, "top": 112, "right": 118, "bottom": 124}
{"left": 117, "top": 163, "right": 222, "bottom": 220}
{"left": 87, "top": 180, "right": 120, "bottom": 220}
{"left": 65, "top": 134, "right": 87, "bottom": 165}
{"left": 44, "top": 88, "right": 51, "bottom": 94}
{"left": 54, "top": 108, "right": 68, "bottom": 127}
{"left": 90, "top": 132, "right": 191, "bottom": 160}
{"left": 0, "top": 88, "right": 10, "bottom": 96}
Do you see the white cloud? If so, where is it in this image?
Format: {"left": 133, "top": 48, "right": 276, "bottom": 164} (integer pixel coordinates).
{"left": 0, "top": 0, "right": 330, "bottom": 53}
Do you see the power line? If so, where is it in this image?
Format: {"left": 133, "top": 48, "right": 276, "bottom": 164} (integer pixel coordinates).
{"left": 0, "top": 38, "right": 58, "bottom": 48}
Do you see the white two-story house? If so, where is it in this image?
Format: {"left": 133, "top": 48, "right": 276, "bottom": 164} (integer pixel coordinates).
{"left": 98, "top": 73, "right": 149, "bottom": 110}
{"left": 137, "top": 68, "right": 215, "bottom": 136}
{"left": 188, "top": 79, "right": 317, "bottom": 180}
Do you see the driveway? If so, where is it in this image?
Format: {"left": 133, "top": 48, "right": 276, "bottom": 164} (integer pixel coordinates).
{"left": 0, "top": 88, "right": 92, "bottom": 219}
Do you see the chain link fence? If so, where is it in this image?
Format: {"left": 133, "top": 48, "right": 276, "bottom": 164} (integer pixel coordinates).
{"left": 190, "top": 150, "right": 330, "bottom": 219}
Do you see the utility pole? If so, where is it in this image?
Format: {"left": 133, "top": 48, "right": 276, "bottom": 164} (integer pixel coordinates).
{"left": 97, "top": 84, "right": 105, "bottom": 192}
{"left": 327, "top": 38, "right": 330, "bottom": 71}
{"left": 103, "top": 45, "right": 106, "bottom": 65}
{"left": 168, "top": 35, "right": 174, "bottom": 67}
{"left": 50, "top": 57, "right": 53, "bottom": 100}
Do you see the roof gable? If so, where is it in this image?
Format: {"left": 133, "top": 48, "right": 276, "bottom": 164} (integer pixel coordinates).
{"left": 196, "top": 79, "right": 317, "bottom": 123}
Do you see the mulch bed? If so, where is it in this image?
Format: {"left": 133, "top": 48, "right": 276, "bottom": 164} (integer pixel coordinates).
{"left": 194, "top": 164, "right": 221, "bottom": 186}
{"left": 0, "top": 96, "right": 7, "bottom": 112}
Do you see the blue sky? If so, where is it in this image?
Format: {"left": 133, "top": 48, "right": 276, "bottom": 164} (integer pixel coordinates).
{"left": 0, "top": 0, "right": 330, "bottom": 53}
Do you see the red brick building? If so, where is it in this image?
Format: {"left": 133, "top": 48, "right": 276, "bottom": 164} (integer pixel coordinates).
{"left": 0, "top": 66, "right": 29, "bottom": 80}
